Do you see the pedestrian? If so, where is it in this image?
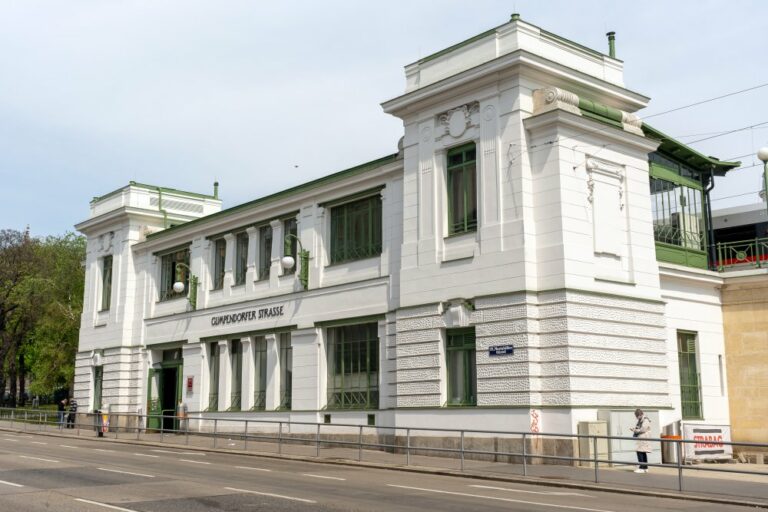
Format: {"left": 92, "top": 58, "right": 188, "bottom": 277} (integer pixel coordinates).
{"left": 67, "top": 397, "right": 78, "bottom": 429}
{"left": 177, "top": 399, "right": 188, "bottom": 433}
{"left": 57, "top": 398, "right": 68, "bottom": 429}
{"left": 629, "top": 408, "right": 652, "bottom": 473}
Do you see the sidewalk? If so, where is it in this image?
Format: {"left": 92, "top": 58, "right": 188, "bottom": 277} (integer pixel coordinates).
{"left": 1, "top": 417, "right": 767, "bottom": 508}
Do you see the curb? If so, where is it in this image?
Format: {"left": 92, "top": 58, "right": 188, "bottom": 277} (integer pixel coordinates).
{"left": 2, "top": 426, "right": 766, "bottom": 509}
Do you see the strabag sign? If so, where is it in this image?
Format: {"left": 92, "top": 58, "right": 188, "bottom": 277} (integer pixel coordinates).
{"left": 682, "top": 424, "right": 732, "bottom": 461}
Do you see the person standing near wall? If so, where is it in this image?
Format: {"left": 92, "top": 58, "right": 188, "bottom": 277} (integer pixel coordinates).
{"left": 67, "top": 397, "right": 78, "bottom": 429}
{"left": 57, "top": 398, "right": 68, "bottom": 429}
{"left": 177, "top": 399, "right": 188, "bottom": 433}
{"left": 630, "top": 408, "right": 652, "bottom": 473}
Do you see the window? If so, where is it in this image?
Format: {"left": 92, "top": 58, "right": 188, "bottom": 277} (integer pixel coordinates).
{"left": 327, "top": 323, "right": 379, "bottom": 409}
{"left": 93, "top": 366, "right": 103, "bottom": 411}
{"left": 650, "top": 178, "right": 704, "bottom": 251}
{"left": 234, "top": 232, "right": 249, "bottom": 285}
{"left": 229, "top": 340, "right": 242, "bottom": 411}
{"left": 100, "top": 255, "right": 113, "bottom": 311}
{"left": 212, "top": 238, "right": 226, "bottom": 290}
{"left": 446, "top": 328, "right": 477, "bottom": 406}
{"left": 258, "top": 225, "right": 272, "bottom": 280}
{"left": 252, "top": 337, "right": 267, "bottom": 411}
{"left": 447, "top": 143, "right": 477, "bottom": 235}
{"left": 279, "top": 333, "right": 292, "bottom": 410}
{"left": 678, "top": 331, "right": 702, "bottom": 419}
{"left": 283, "top": 218, "right": 298, "bottom": 274}
{"left": 207, "top": 343, "right": 220, "bottom": 411}
{"left": 330, "top": 195, "right": 382, "bottom": 264}
{"left": 159, "top": 248, "right": 190, "bottom": 301}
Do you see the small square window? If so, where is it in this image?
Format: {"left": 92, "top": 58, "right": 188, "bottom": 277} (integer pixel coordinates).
{"left": 367, "top": 414, "right": 375, "bottom": 426}
{"left": 324, "top": 414, "right": 331, "bottom": 424}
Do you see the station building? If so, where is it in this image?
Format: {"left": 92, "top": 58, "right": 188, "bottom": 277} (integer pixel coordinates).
{"left": 74, "top": 15, "right": 743, "bottom": 441}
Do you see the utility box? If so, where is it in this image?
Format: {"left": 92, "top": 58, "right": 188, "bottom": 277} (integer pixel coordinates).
{"left": 577, "top": 421, "right": 609, "bottom": 467}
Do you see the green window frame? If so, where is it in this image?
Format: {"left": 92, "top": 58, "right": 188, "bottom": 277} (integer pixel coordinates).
{"left": 326, "top": 323, "right": 379, "bottom": 410}
{"left": 258, "top": 225, "right": 272, "bottom": 281}
{"left": 159, "top": 248, "right": 190, "bottom": 301}
{"left": 678, "top": 331, "right": 703, "bottom": 420}
{"left": 207, "top": 343, "right": 220, "bottom": 411}
{"left": 447, "top": 143, "right": 477, "bottom": 235}
{"left": 93, "top": 366, "right": 103, "bottom": 411}
{"left": 229, "top": 339, "right": 242, "bottom": 411}
{"left": 234, "top": 232, "right": 249, "bottom": 285}
{"left": 252, "top": 336, "right": 267, "bottom": 411}
{"left": 212, "top": 238, "right": 226, "bottom": 290}
{"left": 330, "top": 195, "right": 382, "bottom": 264}
{"left": 100, "top": 255, "right": 113, "bottom": 311}
{"left": 279, "top": 333, "right": 292, "bottom": 410}
{"left": 283, "top": 218, "right": 298, "bottom": 275}
{"left": 650, "top": 176, "right": 705, "bottom": 251}
{"left": 446, "top": 328, "right": 477, "bottom": 406}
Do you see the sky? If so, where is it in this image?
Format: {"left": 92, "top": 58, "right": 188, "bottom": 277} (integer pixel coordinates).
{"left": 1, "top": 0, "right": 767, "bottom": 236}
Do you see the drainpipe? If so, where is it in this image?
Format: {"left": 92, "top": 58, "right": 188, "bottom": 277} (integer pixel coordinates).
{"left": 704, "top": 169, "right": 716, "bottom": 270}
{"left": 606, "top": 32, "right": 616, "bottom": 58}
{"left": 156, "top": 187, "right": 169, "bottom": 229}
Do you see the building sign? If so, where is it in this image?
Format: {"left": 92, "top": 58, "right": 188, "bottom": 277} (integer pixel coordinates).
{"left": 210, "top": 305, "right": 284, "bottom": 326}
{"left": 186, "top": 376, "right": 193, "bottom": 393}
{"left": 682, "top": 424, "right": 732, "bottom": 461}
{"left": 489, "top": 345, "right": 514, "bottom": 356}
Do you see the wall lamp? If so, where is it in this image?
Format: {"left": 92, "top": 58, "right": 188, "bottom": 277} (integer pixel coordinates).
{"left": 280, "top": 234, "right": 309, "bottom": 290}
{"left": 172, "top": 262, "right": 199, "bottom": 310}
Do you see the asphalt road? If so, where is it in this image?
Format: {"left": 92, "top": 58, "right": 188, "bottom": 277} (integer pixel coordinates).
{"left": 0, "top": 431, "right": 750, "bottom": 512}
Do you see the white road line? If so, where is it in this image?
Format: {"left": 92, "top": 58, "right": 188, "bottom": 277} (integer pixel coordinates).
{"left": 74, "top": 498, "right": 139, "bottom": 512}
{"left": 98, "top": 468, "right": 155, "bottom": 478}
{"left": 386, "top": 485, "right": 617, "bottom": 512}
{"left": 133, "top": 453, "right": 159, "bottom": 458}
{"left": 235, "top": 466, "right": 272, "bottom": 472}
{"left": 93, "top": 448, "right": 115, "bottom": 453}
{"left": 179, "top": 459, "right": 210, "bottom": 464}
{"left": 19, "top": 455, "right": 59, "bottom": 463}
{"left": 60, "top": 445, "right": 77, "bottom": 449}
{"left": 224, "top": 487, "right": 316, "bottom": 504}
{"left": 3, "top": 438, "right": 19, "bottom": 442}
{"left": 0, "top": 479, "right": 24, "bottom": 488}
{"left": 470, "top": 485, "right": 591, "bottom": 497}
{"left": 30, "top": 441, "right": 47, "bottom": 445}
{"left": 302, "top": 473, "right": 346, "bottom": 481}
{"left": 151, "top": 449, "right": 204, "bottom": 455}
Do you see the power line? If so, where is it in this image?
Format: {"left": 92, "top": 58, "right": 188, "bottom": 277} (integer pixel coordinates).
{"left": 686, "top": 121, "right": 768, "bottom": 144}
{"left": 643, "top": 81, "right": 768, "bottom": 119}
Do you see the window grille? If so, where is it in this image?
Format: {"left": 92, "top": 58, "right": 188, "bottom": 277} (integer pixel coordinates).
{"left": 330, "top": 196, "right": 382, "bottom": 264}
{"left": 447, "top": 144, "right": 478, "bottom": 235}
{"left": 326, "top": 323, "right": 379, "bottom": 410}
{"left": 446, "top": 328, "right": 477, "bottom": 406}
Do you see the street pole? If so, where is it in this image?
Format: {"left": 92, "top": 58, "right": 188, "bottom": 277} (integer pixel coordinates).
{"left": 758, "top": 147, "right": 768, "bottom": 219}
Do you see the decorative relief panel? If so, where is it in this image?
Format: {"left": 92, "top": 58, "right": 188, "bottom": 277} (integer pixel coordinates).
{"left": 437, "top": 102, "right": 480, "bottom": 140}
{"left": 586, "top": 156, "right": 626, "bottom": 258}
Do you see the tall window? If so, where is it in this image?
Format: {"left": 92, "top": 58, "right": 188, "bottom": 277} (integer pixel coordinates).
{"left": 258, "top": 225, "right": 272, "bottom": 280}
{"left": 100, "top": 255, "right": 113, "bottom": 311}
{"left": 159, "top": 248, "right": 190, "bottom": 301}
{"left": 327, "top": 323, "right": 379, "bottom": 409}
{"left": 212, "top": 238, "right": 226, "bottom": 290}
{"left": 650, "top": 178, "right": 704, "bottom": 250}
{"left": 330, "top": 195, "right": 382, "bottom": 264}
{"left": 446, "top": 328, "right": 477, "bottom": 406}
{"left": 252, "top": 337, "right": 267, "bottom": 411}
{"left": 678, "top": 331, "right": 702, "bottom": 419}
{"left": 207, "top": 343, "right": 220, "bottom": 411}
{"left": 229, "top": 339, "right": 242, "bottom": 411}
{"left": 93, "top": 366, "right": 103, "bottom": 411}
{"left": 283, "top": 218, "right": 298, "bottom": 274}
{"left": 279, "top": 333, "right": 292, "bottom": 410}
{"left": 234, "top": 232, "right": 249, "bottom": 285}
{"left": 447, "top": 143, "right": 477, "bottom": 235}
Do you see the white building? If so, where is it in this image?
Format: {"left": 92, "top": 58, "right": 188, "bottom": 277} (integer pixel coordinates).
{"left": 74, "top": 15, "right": 740, "bottom": 440}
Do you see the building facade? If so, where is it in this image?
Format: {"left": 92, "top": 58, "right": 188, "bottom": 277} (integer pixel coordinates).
{"left": 75, "top": 15, "right": 741, "bottom": 439}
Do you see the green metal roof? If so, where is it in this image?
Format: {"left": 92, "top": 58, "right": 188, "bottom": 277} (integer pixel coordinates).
{"left": 91, "top": 181, "right": 218, "bottom": 204}
{"left": 146, "top": 153, "right": 400, "bottom": 240}
{"left": 641, "top": 124, "right": 741, "bottom": 176}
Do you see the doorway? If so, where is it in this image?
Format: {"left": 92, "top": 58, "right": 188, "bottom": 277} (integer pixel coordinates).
{"left": 161, "top": 365, "right": 178, "bottom": 431}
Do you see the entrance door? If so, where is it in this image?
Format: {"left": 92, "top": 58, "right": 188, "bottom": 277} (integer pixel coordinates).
{"left": 161, "top": 366, "right": 178, "bottom": 432}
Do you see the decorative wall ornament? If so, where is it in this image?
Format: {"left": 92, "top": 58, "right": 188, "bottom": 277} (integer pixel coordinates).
{"left": 620, "top": 111, "right": 644, "bottom": 135}
{"left": 483, "top": 104, "right": 496, "bottom": 122}
{"left": 532, "top": 87, "right": 581, "bottom": 116}
{"left": 586, "top": 157, "right": 625, "bottom": 209}
{"left": 98, "top": 231, "right": 115, "bottom": 253}
{"left": 437, "top": 102, "right": 479, "bottom": 139}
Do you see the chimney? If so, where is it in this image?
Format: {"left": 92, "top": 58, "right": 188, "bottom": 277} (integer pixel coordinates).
{"left": 213, "top": 181, "right": 219, "bottom": 200}
{"left": 606, "top": 31, "right": 616, "bottom": 58}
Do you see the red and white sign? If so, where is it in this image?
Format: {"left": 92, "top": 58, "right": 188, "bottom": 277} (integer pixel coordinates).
{"left": 682, "top": 424, "right": 732, "bottom": 461}
{"left": 186, "top": 376, "right": 194, "bottom": 393}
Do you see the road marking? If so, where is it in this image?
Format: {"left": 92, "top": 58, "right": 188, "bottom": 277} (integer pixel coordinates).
{"left": 225, "top": 487, "right": 316, "bottom": 504}
{"left": 0, "top": 479, "right": 23, "bottom": 488}
{"left": 470, "top": 485, "right": 591, "bottom": 497}
{"left": 134, "top": 453, "right": 159, "bottom": 458}
{"left": 151, "top": 449, "right": 204, "bottom": 455}
{"left": 235, "top": 466, "right": 272, "bottom": 472}
{"left": 302, "top": 473, "right": 346, "bottom": 481}
{"left": 30, "top": 441, "right": 47, "bottom": 445}
{"left": 386, "top": 485, "right": 617, "bottom": 512}
{"left": 60, "top": 445, "right": 77, "bottom": 449}
{"left": 19, "top": 455, "right": 59, "bottom": 463}
{"left": 98, "top": 468, "right": 155, "bottom": 478}
{"left": 3, "top": 438, "right": 19, "bottom": 442}
{"left": 179, "top": 459, "right": 210, "bottom": 464}
{"left": 93, "top": 448, "right": 115, "bottom": 453}
{"left": 74, "top": 498, "right": 139, "bottom": 511}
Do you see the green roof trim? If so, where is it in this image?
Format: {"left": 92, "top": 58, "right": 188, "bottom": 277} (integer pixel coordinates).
{"left": 642, "top": 124, "right": 741, "bottom": 176}
{"left": 91, "top": 181, "right": 217, "bottom": 204}
{"left": 146, "top": 153, "right": 400, "bottom": 241}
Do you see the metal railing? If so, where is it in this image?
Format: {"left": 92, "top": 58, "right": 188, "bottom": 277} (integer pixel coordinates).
{"left": 0, "top": 407, "right": 766, "bottom": 500}
{"left": 717, "top": 237, "right": 768, "bottom": 270}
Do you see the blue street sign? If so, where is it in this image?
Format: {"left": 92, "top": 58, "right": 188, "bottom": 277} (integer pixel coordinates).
{"left": 489, "top": 345, "right": 514, "bottom": 356}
